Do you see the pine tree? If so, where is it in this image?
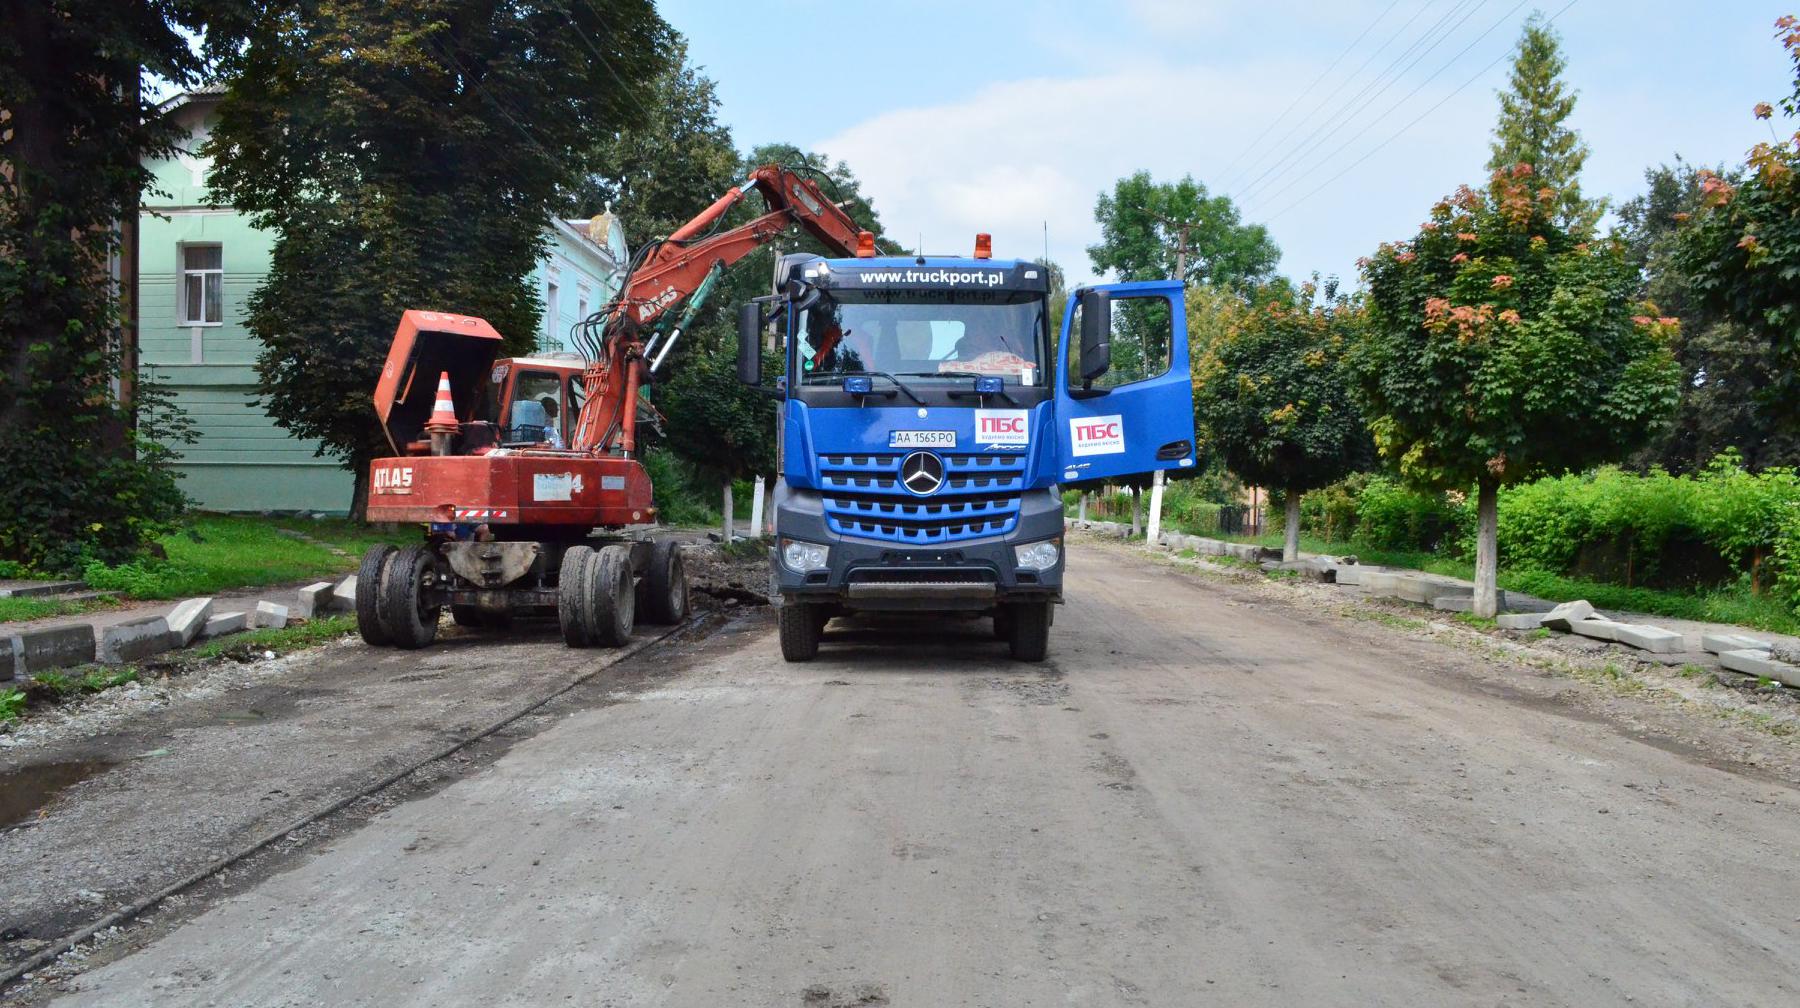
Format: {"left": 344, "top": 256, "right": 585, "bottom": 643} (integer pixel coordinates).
{"left": 1486, "top": 14, "right": 1602, "bottom": 234}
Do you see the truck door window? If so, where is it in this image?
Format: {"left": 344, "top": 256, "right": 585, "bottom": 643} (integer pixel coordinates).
{"left": 1068, "top": 294, "right": 1173, "bottom": 392}
{"left": 566, "top": 374, "right": 585, "bottom": 444}
{"left": 505, "top": 371, "right": 564, "bottom": 445}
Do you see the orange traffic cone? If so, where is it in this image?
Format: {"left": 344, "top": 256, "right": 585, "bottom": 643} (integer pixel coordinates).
{"left": 423, "top": 371, "right": 459, "bottom": 454}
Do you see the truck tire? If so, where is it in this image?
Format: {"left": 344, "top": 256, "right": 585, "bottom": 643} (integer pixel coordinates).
{"left": 779, "top": 601, "right": 820, "bottom": 662}
{"left": 589, "top": 544, "right": 635, "bottom": 647}
{"left": 1005, "top": 601, "right": 1051, "bottom": 662}
{"left": 640, "top": 538, "right": 688, "bottom": 625}
{"left": 558, "top": 545, "right": 595, "bottom": 647}
{"left": 379, "top": 545, "right": 441, "bottom": 650}
{"left": 355, "top": 545, "right": 396, "bottom": 646}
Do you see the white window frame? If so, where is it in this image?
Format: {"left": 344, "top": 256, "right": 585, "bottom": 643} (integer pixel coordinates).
{"left": 544, "top": 279, "right": 560, "bottom": 351}
{"left": 179, "top": 243, "right": 224, "bottom": 327}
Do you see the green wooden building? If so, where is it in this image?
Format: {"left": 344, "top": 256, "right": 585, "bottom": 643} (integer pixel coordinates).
{"left": 139, "top": 89, "right": 629, "bottom": 514}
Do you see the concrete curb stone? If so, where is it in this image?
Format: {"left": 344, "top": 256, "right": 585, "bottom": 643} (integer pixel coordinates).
{"left": 1497, "top": 612, "right": 1547, "bottom": 630}
{"left": 252, "top": 601, "right": 290, "bottom": 629}
{"left": 1570, "top": 617, "right": 1619, "bottom": 642}
{"left": 1612, "top": 623, "right": 1686, "bottom": 654}
{"left": 166, "top": 598, "right": 214, "bottom": 646}
{"left": 295, "top": 582, "right": 335, "bottom": 620}
{"left": 201, "top": 611, "right": 248, "bottom": 639}
{"left": 1543, "top": 600, "right": 1597, "bottom": 632}
{"left": 1702, "top": 633, "right": 1770, "bottom": 655}
{"left": 1719, "top": 648, "right": 1800, "bottom": 686}
{"left": 97, "top": 615, "right": 177, "bottom": 664}
{"left": 8, "top": 624, "right": 99, "bottom": 678}
{"left": 330, "top": 576, "right": 357, "bottom": 612}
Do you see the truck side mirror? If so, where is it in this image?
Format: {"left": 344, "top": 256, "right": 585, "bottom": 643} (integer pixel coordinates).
{"left": 1078, "top": 289, "right": 1112, "bottom": 384}
{"left": 736, "top": 302, "right": 763, "bottom": 386}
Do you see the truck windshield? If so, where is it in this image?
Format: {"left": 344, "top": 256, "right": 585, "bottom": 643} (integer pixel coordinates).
{"left": 797, "top": 290, "right": 1048, "bottom": 386}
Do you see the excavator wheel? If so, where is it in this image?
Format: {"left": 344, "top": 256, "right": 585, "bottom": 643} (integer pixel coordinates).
{"left": 639, "top": 538, "right": 689, "bottom": 625}
{"left": 379, "top": 545, "right": 442, "bottom": 650}
{"left": 588, "top": 544, "right": 636, "bottom": 647}
{"left": 355, "top": 545, "right": 397, "bottom": 647}
{"left": 558, "top": 545, "right": 595, "bottom": 647}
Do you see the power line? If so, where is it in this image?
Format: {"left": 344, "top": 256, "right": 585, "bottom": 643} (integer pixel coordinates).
{"left": 1249, "top": 0, "right": 1531, "bottom": 211}
{"left": 1262, "top": 0, "right": 1581, "bottom": 224}
{"left": 1238, "top": 0, "right": 1496, "bottom": 202}
{"left": 1221, "top": 0, "right": 1454, "bottom": 194}
{"left": 1214, "top": 0, "right": 1406, "bottom": 186}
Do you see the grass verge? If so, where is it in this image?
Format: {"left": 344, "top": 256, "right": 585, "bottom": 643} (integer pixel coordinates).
{"left": 83, "top": 516, "right": 412, "bottom": 601}
{"left": 1184, "top": 528, "right": 1800, "bottom": 636}
{"left": 184, "top": 614, "right": 357, "bottom": 662}
{"left": 0, "top": 594, "right": 121, "bottom": 624}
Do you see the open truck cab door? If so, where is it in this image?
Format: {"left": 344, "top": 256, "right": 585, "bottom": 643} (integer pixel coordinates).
{"left": 1053, "top": 280, "right": 1197, "bottom": 484}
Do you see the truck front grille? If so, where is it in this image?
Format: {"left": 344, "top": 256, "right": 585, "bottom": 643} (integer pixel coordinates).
{"left": 818, "top": 453, "right": 1024, "bottom": 545}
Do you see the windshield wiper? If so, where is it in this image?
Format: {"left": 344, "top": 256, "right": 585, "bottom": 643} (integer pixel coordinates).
{"left": 807, "top": 370, "right": 924, "bottom": 405}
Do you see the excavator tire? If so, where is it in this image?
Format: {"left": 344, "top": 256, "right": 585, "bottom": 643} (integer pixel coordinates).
{"left": 355, "top": 545, "right": 396, "bottom": 647}
{"left": 640, "top": 538, "right": 688, "bottom": 625}
{"left": 558, "top": 546, "right": 595, "bottom": 647}
{"left": 379, "top": 545, "right": 441, "bottom": 650}
{"left": 588, "top": 544, "right": 635, "bottom": 647}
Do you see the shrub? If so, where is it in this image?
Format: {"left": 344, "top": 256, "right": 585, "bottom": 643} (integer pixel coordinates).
{"left": 1352, "top": 477, "right": 1467, "bottom": 552}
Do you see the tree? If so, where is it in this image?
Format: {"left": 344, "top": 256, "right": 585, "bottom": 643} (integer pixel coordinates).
{"left": 1618, "top": 160, "right": 1800, "bottom": 471}
{"left": 1089, "top": 172, "right": 1280, "bottom": 289}
{"left": 565, "top": 36, "right": 740, "bottom": 242}
{"left": 1194, "top": 279, "right": 1372, "bottom": 560}
{"left": 1676, "top": 16, "right": 1800, "bottom": 449}
{"left": 1351, "top": 166, "right": 1680, "bottom": 616}
{"left": 0, "top": 0, "right": 248, "bottom": 570}
{"left": 1487, "top": 13, "right": 1602, "bottom": 235}
{"left": 206, "top": 0, "right": 668, "bottom": 517}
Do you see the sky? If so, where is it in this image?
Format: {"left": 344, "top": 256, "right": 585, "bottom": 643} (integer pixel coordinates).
{"left": 661, "top": 0, "right": 1794, "bottom": 286}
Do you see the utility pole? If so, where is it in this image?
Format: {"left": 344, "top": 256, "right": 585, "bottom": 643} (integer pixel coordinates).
{"left": 1139, "top": 207, "right": 1199, "bottom": 549}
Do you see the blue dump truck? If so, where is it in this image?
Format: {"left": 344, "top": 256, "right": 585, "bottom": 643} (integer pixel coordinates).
{"left": 736, "top": 235, "right": 1197, "bottom": 662}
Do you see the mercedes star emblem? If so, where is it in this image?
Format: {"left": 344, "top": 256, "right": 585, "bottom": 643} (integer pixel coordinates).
{"left": 900, "top": 451, "right": 945, "bottom": 496}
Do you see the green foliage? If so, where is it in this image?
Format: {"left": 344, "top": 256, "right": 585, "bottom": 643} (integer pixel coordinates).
{"left": 1089, "top": 172, "right": 1279, "bottom": 290}
{"left": 1354, "top": 166, "right": 1680, "bottom": 494}
{"left": 1675, "top": 18, "right": 1800, "bottom": 441}
{"left": 642, "top": 448, "right": 722, "bottom": 527}
{"left": 1617, "top": 160, "right": 1800, "bottom": 471}
{"left": 82, "top": 515, "right": 409, "bottom": 600}
{"left": 567, "top": 36, "right": 740, "bottom": 240}
{"left": 0, "top": 1, "right": 232, "bottom": 571}
{"left": 0, "top": 687, "right": 23, "bottom": 723}
{"left": 206, "top": 0, "right": 669, "bottom": 515}
{"left": 1192, "top": 277, "right": 1371, "bottom": 496}
{"left": 1352, "top": 477, "right": 1469, "bottom": 552}
{"left": 1487, "top": 13, "right": 1602, "bottom": 233}
{"left": 188, "top": 615, "right": 356, "bottom": 662}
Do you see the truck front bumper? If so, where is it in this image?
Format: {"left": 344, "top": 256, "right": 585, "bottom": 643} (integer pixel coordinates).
{"left": 770, "top": 484, "right": 1064, "bottom": 612}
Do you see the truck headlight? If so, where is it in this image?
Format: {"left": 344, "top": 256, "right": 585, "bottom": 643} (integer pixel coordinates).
{"left": 780, "top": 538, "right": 830, "bottom": 572}
{"left": 1013, "top": 539, "right": 1060, "bottom": 571}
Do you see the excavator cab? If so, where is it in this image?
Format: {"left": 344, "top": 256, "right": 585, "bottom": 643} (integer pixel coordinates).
{"left": 480, "top": 356, "right": 587, "bottom": 450}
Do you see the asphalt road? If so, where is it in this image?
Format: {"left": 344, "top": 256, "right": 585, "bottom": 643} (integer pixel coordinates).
{"left": 41, "top": 543, "right": 1800, "bottom": 1006}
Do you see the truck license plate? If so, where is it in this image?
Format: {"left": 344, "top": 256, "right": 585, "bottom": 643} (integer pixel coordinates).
{"left": 889, "top": 430, "right": 956, "bottom": 448}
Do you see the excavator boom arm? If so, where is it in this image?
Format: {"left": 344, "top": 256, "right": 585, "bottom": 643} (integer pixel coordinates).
{"left": 571, "top": 165, "right": 867, "bottom": 457}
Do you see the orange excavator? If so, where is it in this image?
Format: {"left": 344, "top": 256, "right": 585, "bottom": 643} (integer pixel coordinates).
{"left": 355, "top": 165, "right": 867, "bottom": 650}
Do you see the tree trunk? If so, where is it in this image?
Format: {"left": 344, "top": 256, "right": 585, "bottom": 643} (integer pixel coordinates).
{"left": 1473, "top": 477, "right": 1500, "bottom": 618}
{"left": 1077, "top": 493, "right": 1088, "bottom": 522}
{"left": 1283, "top": 491, "right": 1301, "bottom": 562}
{"left": 1130, "top": 487, "right": 1142, "bottom": 538}
{"left": 350, "top": 459, "right": 370, "bottom": 522}
{"left": 722, "top": 481, "right": 734, "bottom": 543}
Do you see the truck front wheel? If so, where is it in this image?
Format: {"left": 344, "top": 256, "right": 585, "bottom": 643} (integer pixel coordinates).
{"left": 1005, "top": 601, "right": 1051, "bottom": 662}
{"left": 779, "top": 601, "right": 820, "bottom": 662}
